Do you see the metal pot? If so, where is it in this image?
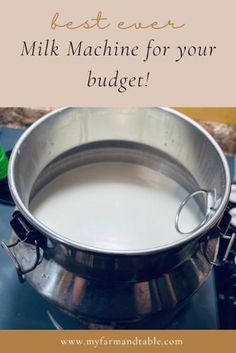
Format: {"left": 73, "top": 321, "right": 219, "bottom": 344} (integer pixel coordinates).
{"left": 1, "top": 107, "right": 234, "bottom": 324}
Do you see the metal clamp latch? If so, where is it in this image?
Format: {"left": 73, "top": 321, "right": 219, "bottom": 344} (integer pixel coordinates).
{"left": 1, "top": 238, "right": 42, "bottom": 283}
{"left": 214, "top": 233, "right": 236, "bottom": 266}
{"left": 10, "top": 211, "right": 46, "bottom": 248}
{"left": 1, "top": 211, "right": 46, "bottom": 282}
{"left": 205, "top": 209, "right": 235, "bottom": 266}
{"left": 206, "top": 232, "right": 236, "bottom": 267}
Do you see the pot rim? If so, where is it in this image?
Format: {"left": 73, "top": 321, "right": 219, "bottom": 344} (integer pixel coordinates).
{"left": 8, "top": 107, "right": 231, "bottom": 255}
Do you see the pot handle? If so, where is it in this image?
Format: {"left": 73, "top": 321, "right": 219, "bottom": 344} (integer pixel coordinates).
{"left": 0, "top": 238, "right": 43, "bottom": 283}
{"left": 175, "top": 189, "right": 216, "bottom": 235}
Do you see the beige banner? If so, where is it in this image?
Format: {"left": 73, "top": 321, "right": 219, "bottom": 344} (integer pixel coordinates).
{"left": 0, "top": 330, "right": 235, "bottom": 353}
{"left": 0, "top": 0, "right": 236, "bottom": 106}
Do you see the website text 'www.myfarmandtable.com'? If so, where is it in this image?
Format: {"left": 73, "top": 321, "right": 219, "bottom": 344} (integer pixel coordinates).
{"left": 60, "top": 336, "right": 184, "bottom": 349}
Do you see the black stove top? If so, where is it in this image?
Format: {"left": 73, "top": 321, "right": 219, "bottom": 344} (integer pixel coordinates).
{"left": 0, "top": 126, "right": 235, "bottom": 330}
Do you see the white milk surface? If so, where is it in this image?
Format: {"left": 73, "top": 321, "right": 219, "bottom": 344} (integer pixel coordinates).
{"left": 30, "top": 162, "right": 202, "bottom": 251}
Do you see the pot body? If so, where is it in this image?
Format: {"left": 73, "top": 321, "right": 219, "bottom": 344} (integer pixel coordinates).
{"left": 12, "top": 226, "right": 219, "bottom": 323}
{"left": 7, "top": 108, "right": 231, "bottom": 323}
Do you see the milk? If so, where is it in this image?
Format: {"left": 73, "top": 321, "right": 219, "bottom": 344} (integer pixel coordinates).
{"left": 30, "top": 162, "right": 202, "bottom": 251}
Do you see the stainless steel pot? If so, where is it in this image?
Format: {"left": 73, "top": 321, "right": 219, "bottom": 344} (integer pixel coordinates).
{"left": 1, "top": 107, "right": 234, "bottom": 324}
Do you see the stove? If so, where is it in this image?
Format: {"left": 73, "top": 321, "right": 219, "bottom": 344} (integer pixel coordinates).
{"left": 0, "top": 126, "right": 235, "bottom": 330}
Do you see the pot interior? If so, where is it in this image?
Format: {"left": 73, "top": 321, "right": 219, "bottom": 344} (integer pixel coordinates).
{"left": 28, "top": 141, "right": 205, "bottom": 251}
{"left": 9, "top": 108, "right": 230, "bottom": 253}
